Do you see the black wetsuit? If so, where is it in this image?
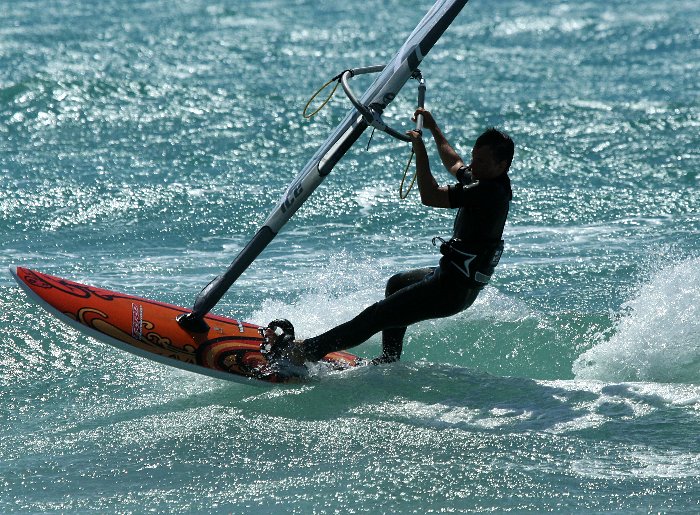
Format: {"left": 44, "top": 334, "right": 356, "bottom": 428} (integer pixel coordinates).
{"left": 305, "top": 166, "right": 512, "bottom": 362}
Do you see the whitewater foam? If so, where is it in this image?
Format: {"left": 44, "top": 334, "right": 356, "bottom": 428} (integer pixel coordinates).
{"left": 573, "top": 257, "right": 700, "bottom": 383}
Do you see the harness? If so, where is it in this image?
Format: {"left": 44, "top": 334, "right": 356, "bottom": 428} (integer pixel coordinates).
{"left": 433, "top": 237, "right": 504, "bottom": 288}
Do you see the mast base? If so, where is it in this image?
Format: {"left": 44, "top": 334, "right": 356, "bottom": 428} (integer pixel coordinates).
{"left": 177, "top": 313, "right": 210, "bottom": 333}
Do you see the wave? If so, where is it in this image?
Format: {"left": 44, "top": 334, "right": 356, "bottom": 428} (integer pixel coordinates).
{"left": 573, "top": 257, "right": 700, "bottom": 384}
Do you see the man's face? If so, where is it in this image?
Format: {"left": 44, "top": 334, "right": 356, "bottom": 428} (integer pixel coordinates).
{"left": 468, "top": 145, "right": 507, "bottom": 180}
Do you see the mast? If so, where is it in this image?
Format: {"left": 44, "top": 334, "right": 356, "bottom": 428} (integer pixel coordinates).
{"left": 178, "top": 0, "right": 469, "bottom": 332}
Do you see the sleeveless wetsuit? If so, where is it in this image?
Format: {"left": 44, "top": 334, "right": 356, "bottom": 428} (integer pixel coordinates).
{"left": 304, "top": 167, "right": 512, "bottom": 362}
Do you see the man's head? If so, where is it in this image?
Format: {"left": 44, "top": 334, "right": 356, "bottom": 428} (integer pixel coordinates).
{"left": 469, "top": 128, "right": 514, "bottom": 180}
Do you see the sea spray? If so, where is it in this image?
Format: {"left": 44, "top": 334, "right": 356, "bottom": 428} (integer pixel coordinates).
{"left": 573, "top": 257, "right": 700, "bottom": 384}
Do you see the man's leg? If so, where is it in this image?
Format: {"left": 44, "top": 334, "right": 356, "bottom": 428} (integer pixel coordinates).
{"left": 378, "top": 268, "right": 435, "bottom": 362}
{"left": 303, "top": 266, "right": 478, "bottom": 361}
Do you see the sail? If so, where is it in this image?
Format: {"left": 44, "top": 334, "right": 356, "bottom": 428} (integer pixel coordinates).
{"left": 179, "top": 0, "right": 470, "bottom": 330}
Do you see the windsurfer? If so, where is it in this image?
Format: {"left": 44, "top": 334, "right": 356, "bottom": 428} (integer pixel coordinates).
{"left": 264, "top": 108, "right": 514, "bottom": 367}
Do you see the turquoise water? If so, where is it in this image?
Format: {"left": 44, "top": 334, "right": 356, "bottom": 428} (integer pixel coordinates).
{"left": 2, "top": 0, "right": 699, "bottom": 512}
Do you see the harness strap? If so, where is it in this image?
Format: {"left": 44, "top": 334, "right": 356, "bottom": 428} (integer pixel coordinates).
{"left": 433, "top": 237, "right": 504, "bottom": 287}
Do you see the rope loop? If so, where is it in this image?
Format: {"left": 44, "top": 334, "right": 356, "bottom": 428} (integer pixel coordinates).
{"left": 399, "top": 150, "right": 418, "bottom": 199}
{"left": 303, "top": 78, "right": 341, "bottom": 119}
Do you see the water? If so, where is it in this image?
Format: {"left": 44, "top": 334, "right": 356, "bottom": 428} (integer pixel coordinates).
{"left": 1, "top": 0, "right": 699, "bottom": 512}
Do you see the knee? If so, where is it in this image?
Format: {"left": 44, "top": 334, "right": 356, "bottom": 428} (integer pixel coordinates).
{"left": 385, "top": 273, "right": 404, "bottom": 297}
{"left": 385, "top": 268, "right": 433, "bottom": 297}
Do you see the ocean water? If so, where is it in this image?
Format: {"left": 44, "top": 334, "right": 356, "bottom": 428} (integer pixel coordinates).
{"left": 1, "top": 0, "right": 699, "bottom": 512}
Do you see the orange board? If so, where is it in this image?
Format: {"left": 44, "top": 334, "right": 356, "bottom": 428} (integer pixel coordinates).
{"left": 11, "top": 266, "right": 363, "bottom": 385}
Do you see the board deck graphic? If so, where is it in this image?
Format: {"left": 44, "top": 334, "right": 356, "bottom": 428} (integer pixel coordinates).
{"left": 11, "top": 266, "right": 362, "bottom": 385}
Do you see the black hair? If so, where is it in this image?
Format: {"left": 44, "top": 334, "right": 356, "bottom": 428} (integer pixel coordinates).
{"left": 475, "top": 128, "right": 514, "bottom": 171}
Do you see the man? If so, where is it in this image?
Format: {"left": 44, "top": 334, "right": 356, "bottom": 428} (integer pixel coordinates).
{"left": 263, "top": 108, "right": 514, "bottom": 368}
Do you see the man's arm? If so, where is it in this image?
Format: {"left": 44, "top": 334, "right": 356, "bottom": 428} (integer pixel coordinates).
{"left": 414, "top": 108, "right": 465, "bottom": 178}
{"left": 407, "top": 130, "right": 451, "bottom": 208}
